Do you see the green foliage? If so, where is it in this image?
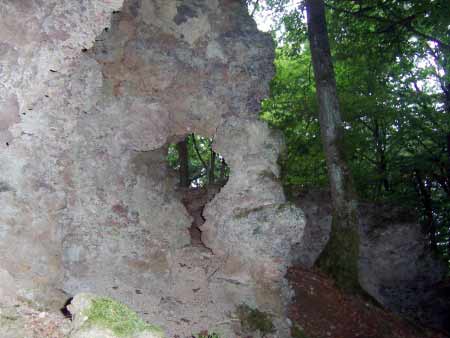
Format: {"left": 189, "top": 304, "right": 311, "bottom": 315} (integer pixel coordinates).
{"left": 194, "top": 332, "right": 223, "bottom": 338}
{"left": 291, "top": 325, "right": 309, "bottom": 338}
{"left": 236, "top": 304, "right": 275, "bottom": 336}
{"left": 83, "top": 297, "right": 164, "bottom": 337}
{"left": 167, "top": 134, "right": 229, "bottom": 188}
{"left": 261, "top": 48, "right": 328, "bottom": 190}
{"left": 259, "top": 0, "right": 450, "bottom": 264}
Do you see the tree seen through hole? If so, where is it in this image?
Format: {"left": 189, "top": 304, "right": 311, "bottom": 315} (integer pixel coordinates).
{"left": 167, "top": 134, "right": 230, "bottom": 188}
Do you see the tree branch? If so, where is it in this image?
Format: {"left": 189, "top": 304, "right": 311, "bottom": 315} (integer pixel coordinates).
{"left": 250, "top": 0, "right": 260, "bottom": 17}
{"left": 325, "top": 3, "right": 450, "bottom": 51}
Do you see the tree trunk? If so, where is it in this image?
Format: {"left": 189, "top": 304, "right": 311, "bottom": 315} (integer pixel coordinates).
{"left": 306, "top": 0, "right": 360, "bottom": 292}
{"left": 373, "top": 119, "right": 389, "bottom": 195}
{"left": 446, "top": 133, "right": 450, "bottom": 194}
{"left": 415, "top": 170, "right": 436, "bottom": 248}
{"left": 209, "top": 150, "right": 216, "bottom": 185}
{"left": 220, "top": 158, "right": 227, "bottom": 183}
{"left": 177, "top": 137, "right": 190, "bottom": 188}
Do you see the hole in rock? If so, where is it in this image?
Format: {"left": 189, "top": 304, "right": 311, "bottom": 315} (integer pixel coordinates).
{"left": 60, "top": 297, "right": 74, "bottom": 319}
{"left": 167, "top": 134, "right": 229, "bottom": 246}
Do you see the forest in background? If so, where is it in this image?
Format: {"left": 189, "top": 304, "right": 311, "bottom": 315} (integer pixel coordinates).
{"left": 167, "top": 0, "right": 449, "bottom": 274}
{"left": 246, "top": 0, "right": 450, "bottom": 266}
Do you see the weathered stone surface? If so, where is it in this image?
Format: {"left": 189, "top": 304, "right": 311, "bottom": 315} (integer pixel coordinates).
{"left": 291, "top": 190, "right": 332, "bottom": 268}
{"left": 359, "top": 204, "right": 449, "bottom": 332}
{"left": 0, "top": 0, "right": 124, "bottom": 309}
{"left": 0, "top": 0, "right": 304, "bottom": 337}
{"left": 296, "top": 192, "right": 449, "bottom": 332}
{"left": 0, "top": 269, "right": 17, "bottom": 306}
{"left": 0, "top": 300, "right": 71, "bottom": 338}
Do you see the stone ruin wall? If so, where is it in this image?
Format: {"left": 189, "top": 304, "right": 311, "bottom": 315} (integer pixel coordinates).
{"left": 0, "top": 1, "right": 306, "bottom": 337}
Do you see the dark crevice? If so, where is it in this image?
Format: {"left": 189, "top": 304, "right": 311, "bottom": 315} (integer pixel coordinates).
{"left": 179, "top": 185, "right": 221, "bottom": 248}
{"left": 60, "top": 297, "right": 73, "bottom": 319}
{"left": 166, "top": 133, "right": 229, "bottom": 248}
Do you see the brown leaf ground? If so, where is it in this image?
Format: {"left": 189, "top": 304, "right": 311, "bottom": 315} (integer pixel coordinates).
{"left": 287, "top": 266, "right": 448, "bottom": 338}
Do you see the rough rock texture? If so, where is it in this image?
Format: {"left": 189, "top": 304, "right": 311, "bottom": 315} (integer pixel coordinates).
{"left": 359, "top": 205, "right": 449, "bottom": 332}
{"left": 0, "top": 0, "right": 305, "bottom": 337}
{"left": 0, "top": 300, "right": 71, "bottom": 338}
{"left": 295, "top": 191, "right": 449, "bottom": 332}
{"left": 0, "top": 269, "right": 17, "bottom": 307}
{"left": 291, "top": 190, "right": 332, "bottom": 268}
{"left": 0, "top": 0, "right": 124, "bottom": 309}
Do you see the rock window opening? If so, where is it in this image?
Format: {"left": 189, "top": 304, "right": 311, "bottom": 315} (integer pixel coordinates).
{"left": 167, "top": 134, "right": 229, "bottom": 246}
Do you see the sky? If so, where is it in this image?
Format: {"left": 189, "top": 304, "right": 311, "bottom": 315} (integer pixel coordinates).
{"left": 250, "top": 0, "right": 300, "bottom": 33}
{"left": 250, "top": 2, "right": 441, "bottom": 94}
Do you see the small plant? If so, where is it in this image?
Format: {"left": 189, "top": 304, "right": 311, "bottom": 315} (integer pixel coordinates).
{"left": 237, "top": 304, "right": 275, "bottom": 336}
{"left": 291, "top": 324, "right": 309, "bottom": 338}
{"left": 192, "top": 331, "right": 223, "bottom": 338}
{"left": 83, "top": 297, "right": 164, "bottom": 337}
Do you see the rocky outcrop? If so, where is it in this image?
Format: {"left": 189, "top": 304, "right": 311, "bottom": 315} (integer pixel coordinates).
{"left": 0, "top": 0, "right": 304, "bottom": 337}
{"left": 0, "top": 0, "right": 124, "bottom": 309}
{"left": 359, "top": 205, "right": 449, "bottom": 332}
{"left": 295, "top": 191, "right": 449, "bottom": 332}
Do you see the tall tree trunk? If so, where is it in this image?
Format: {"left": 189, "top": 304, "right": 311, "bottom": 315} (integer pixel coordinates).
{"left": 177, "top": 137, "right": 190, "bottom": 188}
{"left": 306, "top": 0, "right": 360, "bottom": 292}
{"left": 446, "top": 133, "right": 450, "bottom": 194}
{"left": 415, "top": 170, "right": 436, "bottom": 248}
{"left": 219, "top": 158, "right": 227, "bottom": 183}
{"left": 374, "top": 119, "right": 389, "bottom": 194}
{"left": 209, "top": 150, "right": 216, "bottom": 185}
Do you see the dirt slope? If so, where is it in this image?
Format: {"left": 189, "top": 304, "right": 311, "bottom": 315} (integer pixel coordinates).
{"left": 287, "top": 266, "right": 448, "bottom": 338}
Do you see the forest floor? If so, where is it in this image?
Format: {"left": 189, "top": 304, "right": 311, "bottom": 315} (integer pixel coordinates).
{"left": 287, "top": 266, "right": 449, "bottom": 338}
{"left": 1, "top": 262, "right": 448, "bottom": 338}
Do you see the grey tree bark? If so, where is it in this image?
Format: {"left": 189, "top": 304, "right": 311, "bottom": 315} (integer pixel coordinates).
{"left": 306, "top": 0, "right": 360, "bottom": 291}
{"left": 177, "top": 137, "right": 190, "bottom": 188}
{"left": 209, "top": 150, "right": 216, "bottom": 185}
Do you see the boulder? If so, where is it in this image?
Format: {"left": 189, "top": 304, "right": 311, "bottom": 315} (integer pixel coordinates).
{"left": 68, "top": 293, "right": 164, "bottom": 338}
{"left": 296, "top": 191, "right": 449, "bottom": 332}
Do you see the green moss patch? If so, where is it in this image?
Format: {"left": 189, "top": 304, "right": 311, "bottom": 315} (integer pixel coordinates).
{"left": 291, "top": 325, "right": 309, "bottom": 338}
{"left": 195, "top": 332, "right": 223, "bottom": 338}
{"left": 237, "top": 304, "right": 275, "bottom": 336}
{"left": 83, "top": 297, "right": 164, "bottom": 337}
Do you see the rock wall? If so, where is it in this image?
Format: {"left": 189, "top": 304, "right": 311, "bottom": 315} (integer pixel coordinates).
{"left": 0, "top": 0, "right": 124, "bottom": 307}
{"left": 0, "top": 0, "right": 305, "bottom": 337}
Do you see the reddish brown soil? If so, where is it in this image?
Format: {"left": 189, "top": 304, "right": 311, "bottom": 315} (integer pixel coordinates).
{"left": 287, "top": 266, "right": 448, "bottom": 338}
{"left": 179, "top": 186, "right": 222, "bottom": 246}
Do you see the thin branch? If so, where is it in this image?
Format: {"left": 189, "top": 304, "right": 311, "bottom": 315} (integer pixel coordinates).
{"left": 325, "top": 3, "right": 450, "bottom": 51}
{"left": 250, "top": 0, "right": 260, "bottom": 17}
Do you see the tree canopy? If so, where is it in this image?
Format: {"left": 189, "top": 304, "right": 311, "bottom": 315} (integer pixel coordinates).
{"left": 250, "top": 0, "right": 450, "bottom": 262}
{"left": 167, "top": 134, "right": 229, "bottom": 188}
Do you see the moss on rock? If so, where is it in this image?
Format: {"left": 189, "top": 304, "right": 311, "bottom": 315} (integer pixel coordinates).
{"left": 236, "top": 304, "right": 275, "bottom": 336}
{"left": 82, "top": 297, "right": 164, "bottom": 338}
{"left": 291, "top": 325, "right": 309, "bottom": 338}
